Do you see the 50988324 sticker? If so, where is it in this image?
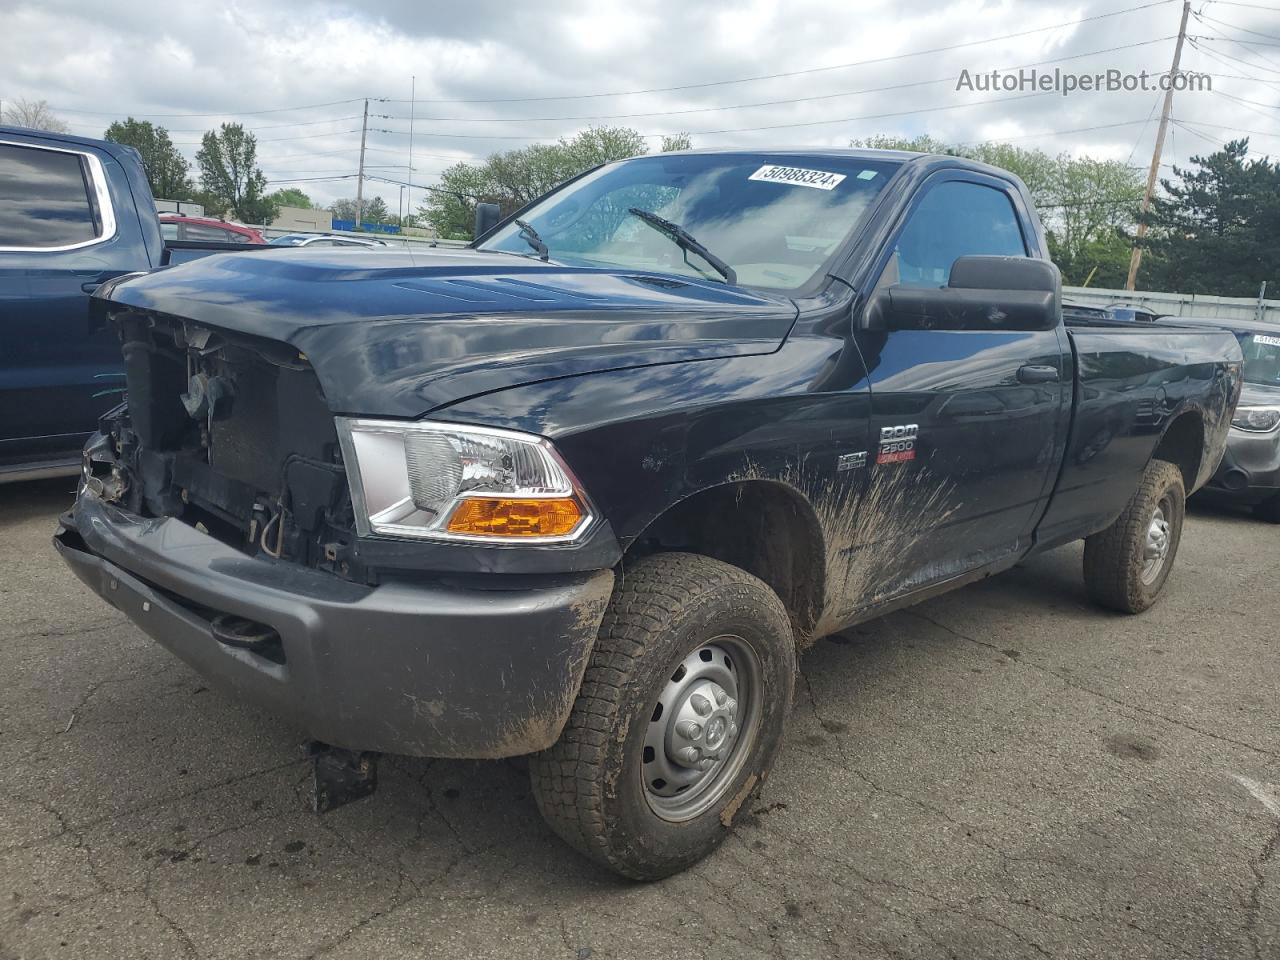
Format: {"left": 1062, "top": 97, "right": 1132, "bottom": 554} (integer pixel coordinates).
{"left": 748, "top": 165, "right": 847, "bottom": 191}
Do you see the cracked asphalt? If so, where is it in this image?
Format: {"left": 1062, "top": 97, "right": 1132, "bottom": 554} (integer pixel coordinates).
{"left": 2, "top": 477, "right": 1277, "bottom": 960}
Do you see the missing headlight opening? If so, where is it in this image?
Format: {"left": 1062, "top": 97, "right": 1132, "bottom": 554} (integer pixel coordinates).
{"left": 93, "top": 311, "right": 362, "bottom": 579}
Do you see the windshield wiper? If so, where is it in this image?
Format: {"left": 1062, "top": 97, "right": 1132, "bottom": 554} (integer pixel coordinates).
{"left": 627, "top": 207, "right": 737, "bottom": 285}
{"left": 514, "top": 218, "right": 549, "bottom": 261}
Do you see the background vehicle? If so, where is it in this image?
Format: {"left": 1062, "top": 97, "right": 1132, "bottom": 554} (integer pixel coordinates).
{"left": 158, "top": 214, "right": 265, "bottom": 244}
{"left": 269, "top": 233, "right": 386, "bottom": 247}
{"left": 1174, "top": 315, "right": 1280, "bottom": 521}
{"left": 0, "top": 127, "right": 274, "bottom": 482}
{"left": 1106, "top": 302, "right": 1163, "bottom": 323}
{"left": 57, "top": 149, "right": 1241, "bottom": 879}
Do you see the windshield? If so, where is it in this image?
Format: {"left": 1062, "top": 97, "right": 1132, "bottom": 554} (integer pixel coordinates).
{"left": 1239, "top": 331, "right": 1280, "bottom": 386}
{"left": 270, "top": 234, "right": 309, "bottom": 245}
{"left": 478, "top": 153, "right": 901, "bottom": 291}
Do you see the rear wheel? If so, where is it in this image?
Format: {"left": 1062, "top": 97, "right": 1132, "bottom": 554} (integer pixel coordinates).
{"left": 529, "top": 552, "right": 796, "bottom": 880}
{"left": 1083, "top": 459, "right": 1185, "bottom": 614}
{"left": 1254, "top": 494, "right": 1280, "bottom": 525}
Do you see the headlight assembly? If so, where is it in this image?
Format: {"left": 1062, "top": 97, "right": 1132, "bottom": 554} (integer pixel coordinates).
{"left": 1231, "top": 406, "right": 1280, "bottom": 433}
{"left": 336, "top": 418, "right": 592, "bottom": 543}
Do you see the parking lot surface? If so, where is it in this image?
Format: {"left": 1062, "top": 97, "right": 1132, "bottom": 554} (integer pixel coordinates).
{"left": 1, "top": 477, "right": 1276, "bottom": 959}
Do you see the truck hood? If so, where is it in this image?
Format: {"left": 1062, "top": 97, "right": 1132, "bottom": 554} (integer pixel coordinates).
{"left": 98, "top": 248, "right": 797, "bottom": 417}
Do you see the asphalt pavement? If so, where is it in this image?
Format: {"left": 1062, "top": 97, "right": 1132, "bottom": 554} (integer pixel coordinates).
{"left": 1, "top": 477, "right": 1276, "bottom": 959}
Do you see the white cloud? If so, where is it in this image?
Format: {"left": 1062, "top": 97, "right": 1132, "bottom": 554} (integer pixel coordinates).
{"left": 3, "top": 0, "right": 1276, "bottom": 208}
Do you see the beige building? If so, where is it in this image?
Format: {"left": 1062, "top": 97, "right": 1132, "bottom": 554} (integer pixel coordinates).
{"left": 272, "top": 206, "right": 333, "bottom": 232}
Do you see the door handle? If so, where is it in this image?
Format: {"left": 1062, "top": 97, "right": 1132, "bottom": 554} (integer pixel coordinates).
{"left": 1017, "top": 364, "right": 1060, "bottom": 384}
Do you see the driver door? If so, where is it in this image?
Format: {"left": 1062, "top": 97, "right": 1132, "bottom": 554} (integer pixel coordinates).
{"left": 849, "top": 174, "right": 1071, "bottom": 602}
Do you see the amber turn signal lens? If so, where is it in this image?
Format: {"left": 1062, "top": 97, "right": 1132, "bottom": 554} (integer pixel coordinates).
{"left": 446, "top": 497, "right": 583, "bottom": 537}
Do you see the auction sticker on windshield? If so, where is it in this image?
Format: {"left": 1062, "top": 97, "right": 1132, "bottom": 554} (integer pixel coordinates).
{"left": 749, "top": 165, "right": 848, "bottom": 190}
{"left": 1255, "top": 334, "right": 1280, "bottom": 347}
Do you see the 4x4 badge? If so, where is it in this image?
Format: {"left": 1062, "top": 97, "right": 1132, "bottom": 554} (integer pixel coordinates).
{"left": 837, "top": 451, "right": 867, "bottom": 471}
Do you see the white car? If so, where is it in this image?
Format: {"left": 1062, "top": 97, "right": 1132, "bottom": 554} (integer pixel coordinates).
{"left": 269, "top": 233, "right": 387, "bottom": 248}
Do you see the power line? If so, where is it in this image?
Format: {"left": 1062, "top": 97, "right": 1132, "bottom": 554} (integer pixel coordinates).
{"left": 379, "top": 0, "right": 1177, "bottom": 105}
{"left": 49, "top": 97, "right": 370, "bottom": 119}
{"left": 161, "top": 115, "right": 362, "bottom": 134}
{"left": 380, "top": 37, "right": 1175, "bottom": 125}
{"left": 1187, "top": 38, "right": 1280, "bottom": 76}
{"left": 170, "top": 129, "right": 361, "bottom": 146}
{"left": 1209, "top": 1, "right": 1280, "bottom": 8}
{"left": 373, "top": 88, "right": 1124, "bottom": 142}
{"left": 1195, "top": 11, "right": 1280, "bottom": 43}
{"left": 1169, "top": 117, "right": 1280, "bottom": 138}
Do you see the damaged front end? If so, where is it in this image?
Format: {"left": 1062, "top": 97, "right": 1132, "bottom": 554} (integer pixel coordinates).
{"left": 59, "top": 306, "right": 615, "bottom": 765}
{"left": 86, "top": 310, "right": 361, "bottom": 581}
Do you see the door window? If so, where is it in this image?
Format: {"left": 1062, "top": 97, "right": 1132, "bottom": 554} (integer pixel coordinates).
{"left": 0, "top": 143, "right": 104, "bottom": 249}
{"left": 880, "top": 180, "right": 1027, "bottom": 289}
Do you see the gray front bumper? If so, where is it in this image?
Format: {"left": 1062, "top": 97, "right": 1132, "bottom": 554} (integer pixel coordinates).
{"left": 54, "top": 495, "right": 613, "bottom": 758}
{"left": 1205, "top": 426, "right": 1280, "bottom": 504}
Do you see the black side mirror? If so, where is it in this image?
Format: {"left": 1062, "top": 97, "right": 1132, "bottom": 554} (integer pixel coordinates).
{"left": 473, "top": 202, "right": 501, "bottom": 240}
{"left": 863, "top": 256, "right": 1062, "bottom": 332}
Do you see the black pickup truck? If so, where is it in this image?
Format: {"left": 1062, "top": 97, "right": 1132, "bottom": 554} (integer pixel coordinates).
{"left": 55, "top": 149, "right": 1242, "bottom": 879}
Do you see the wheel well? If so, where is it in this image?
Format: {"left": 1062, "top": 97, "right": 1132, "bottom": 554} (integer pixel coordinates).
{"left": 627, "top": 481, "right": 825, "bottom": 645}
{"left": 1152, "top": 412, "right": 1204, "bottom": 491}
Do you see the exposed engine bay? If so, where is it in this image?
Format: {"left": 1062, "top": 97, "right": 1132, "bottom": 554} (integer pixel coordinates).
{"left": 86, "top": 310, "right": 363, "bottom": 581}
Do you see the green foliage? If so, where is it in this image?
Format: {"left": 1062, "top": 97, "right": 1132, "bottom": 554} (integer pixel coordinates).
{"left": 362, "top": 196, "right": 390, "bottom": 224}
{"left": 104, "top": 118, "right": 193, "bottom": 201}
{"left": 195, "top": 124, "right": 273, "bottom": 224}
{"left": 851, "top": 135, "right": 1142, "bottom": 286}
{"left": 266, "top": 187, "right": 314, "bottom": 210}
{"left": 1140, "top": 139, "right": 1280, "bottom": 298}
{"left": 329, "top": 198, "right": 359, "bottom": 221}
{"left": 417, "top": 126, "right": 670, "bottom": 240}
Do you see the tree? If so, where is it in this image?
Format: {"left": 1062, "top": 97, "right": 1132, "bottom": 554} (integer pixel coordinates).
{"left": 195, "top": 123, "right": 273, "bottom": 224}
{"left": 104, "top": 118, "right": 193, "bottom": 200}
{"left": 1140, "top": 139, "right": 1280, "bottom": 297}
{"left": 1, "top": 98, "right": 68, "bottom": 133}
{"left": 417, "top": 126, "right": 676, "bottom": 239}
{"left": 362, "top": 196, "right": 390, "bottom": 224}
{"left": 329, "top": 198, "right": 359, "bottom": 221}
{"left": 267, "top": 188, "right": 314, "bottom": 210}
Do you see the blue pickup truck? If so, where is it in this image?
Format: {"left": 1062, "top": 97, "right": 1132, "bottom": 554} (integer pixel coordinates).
{"left": 54, "top": 148, "right": 1241, "bottom": 879}
{"left": 0, "top": 126, "right": 263, "bottom": 482}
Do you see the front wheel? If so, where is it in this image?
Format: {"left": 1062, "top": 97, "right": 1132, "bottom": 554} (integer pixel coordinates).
{"left": 1083, "top": 458, "right": 1186, "bottom": 614}
{"left": 529, "top": 552, "right": 796, "bottom": 880}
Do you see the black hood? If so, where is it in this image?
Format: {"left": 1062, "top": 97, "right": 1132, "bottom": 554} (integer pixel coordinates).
{"left": 97, "top": 248, "right": 797, "bottom": 417}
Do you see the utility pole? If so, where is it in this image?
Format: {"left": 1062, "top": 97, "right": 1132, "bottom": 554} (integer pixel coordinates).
{"left": 407, "top": 76, "right": 415, "bottom": 227}
{"left": 1127, "top": 0, "right": 1191, "bottom": 291}
{"left": 355, "top": 98, "right": 368, "bottom": 230}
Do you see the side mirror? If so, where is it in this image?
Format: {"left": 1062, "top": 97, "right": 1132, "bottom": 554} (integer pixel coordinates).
{"left": 862, "top": 256, "right": 1062, "bottom": 332}
{"left": 473, "top": 202, "right": 501, "bottom": 240}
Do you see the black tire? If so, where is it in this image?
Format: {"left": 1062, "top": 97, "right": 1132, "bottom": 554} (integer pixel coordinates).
{"left": 529, "top": 552, "right": 796, "bottom": 880}
{"left": 1083, "top": 458, "right": 1185, "bottom": 614}
{"left": 1253, "top": 494, "right": 1280, "bottom": 525}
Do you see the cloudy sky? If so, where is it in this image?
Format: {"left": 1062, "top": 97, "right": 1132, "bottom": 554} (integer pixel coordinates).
{"left": 3, "top": 0, "right": 1278, "bottom": 210}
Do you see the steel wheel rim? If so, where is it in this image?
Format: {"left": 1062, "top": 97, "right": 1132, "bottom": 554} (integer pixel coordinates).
{"left": 1141, "top": 498, "right": 1173, "bottom": 584}
{"left": 641, "top": 635, "right": 762, "bottom": 823}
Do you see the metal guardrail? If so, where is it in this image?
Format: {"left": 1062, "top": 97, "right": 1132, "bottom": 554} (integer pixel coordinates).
{"left": 1065, "top": 285, "right": 1279, "bottom": 324}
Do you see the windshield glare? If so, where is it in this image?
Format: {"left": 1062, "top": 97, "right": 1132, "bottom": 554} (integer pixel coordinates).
{"left": 479, "top": 154, "right": 901, "bottom": 291}
{"left": 1239, "top": 332, "right": 1280, "bottom": 385}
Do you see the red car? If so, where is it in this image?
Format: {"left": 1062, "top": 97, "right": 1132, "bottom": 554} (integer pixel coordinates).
{"left": 158, "top": 214, "right": 265, "bottom": 244}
